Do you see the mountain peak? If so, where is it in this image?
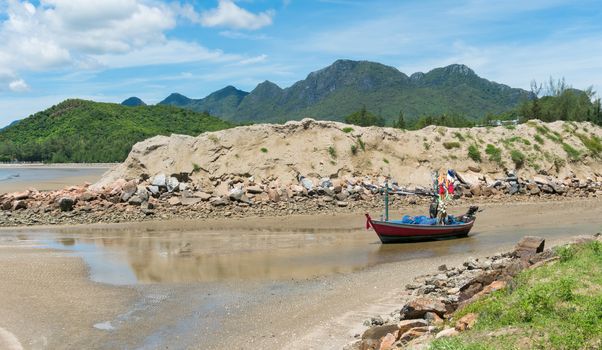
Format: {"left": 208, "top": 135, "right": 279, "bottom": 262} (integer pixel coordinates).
{"left": 207, "top": 85, "right": 249, "bottom": 100}
{"left": 121, "top": 96, "right": 146, "bottom": 107}
{"left": 159, "top": 93, "right": 192, "bottom": 106}
{"left": 442, "top": 64, "right": 475, "bottom": 76}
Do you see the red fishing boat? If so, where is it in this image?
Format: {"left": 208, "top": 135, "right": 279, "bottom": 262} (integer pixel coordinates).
{"left": 365, "top": 207, "right": 477, "bottom": 243}
{"left": 365, "top": 171, "right": 478, "bottom": 243}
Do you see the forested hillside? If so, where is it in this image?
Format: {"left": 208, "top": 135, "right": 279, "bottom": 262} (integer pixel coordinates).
{"left": 0, "top": 99, "right": 232, "bottom": 162}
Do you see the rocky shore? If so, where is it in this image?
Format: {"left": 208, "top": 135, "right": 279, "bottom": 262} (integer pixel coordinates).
{"left": 345, "top": 234, "right": 602, "bottom": 350}
{"left": 0, "top": 169, "right": 601, "bottom": 227}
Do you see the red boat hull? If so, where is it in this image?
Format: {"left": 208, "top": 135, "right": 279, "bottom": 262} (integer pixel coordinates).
{"left": 365, "top": 214, "right": 475, "bottom": 243}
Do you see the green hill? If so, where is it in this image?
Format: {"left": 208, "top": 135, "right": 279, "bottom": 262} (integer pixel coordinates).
{"left": 0, "top": 99, "right": 232, "bottom": 163}
{"left": 159, "top": 60, "right": 532, "bottom": 124}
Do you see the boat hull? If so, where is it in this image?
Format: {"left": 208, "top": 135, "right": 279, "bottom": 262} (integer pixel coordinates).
{"left": 366, "top": 214, "right": 475, "bottom": 243}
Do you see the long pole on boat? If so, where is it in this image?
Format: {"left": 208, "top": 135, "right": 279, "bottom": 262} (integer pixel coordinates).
{"left": 384, "top": 179, "right": 389, "bottom": 221}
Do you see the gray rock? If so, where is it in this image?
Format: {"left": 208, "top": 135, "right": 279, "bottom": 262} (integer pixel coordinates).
{"left": 166, "top": 177, "right": 180, "bottom": 192}
{"left": 210, "top": 197, "right": 228, "bottom": 207}
{"left": 335, "top": 190, "right": 349, "bottom": 201}
{"left": 128, "top": 195, "right": 144, "bottom": 206}
{"left": 151, "top": 173, "right": 166, "bottom": 187}
{"left": 336, "top": 201, "right": 348, "bottom": 207}
{"left": 147, "top": 185, "right": 160, "bottom": 196}
{"left": 246, "top": 185, "right": 263, "bottom": 194}
{"left": 178, "top": 183, "right": 189, "bottom": 192}
{"left": 229, "top": 188, "right": 244, "bottom": 201}
{"left": 300, "top": 177, "right": 313, "bottom": 191}
{"left": 58, "top": 197, "right": 75, "bottom": 212}
{"left": 320, "top": 178, "right": 333, "bottom": 188}
{"left": 12, "top": 200, "right": 27, "bottom": 210}
{"left": 508, "top": 183, "right": 519, "bottom": 195}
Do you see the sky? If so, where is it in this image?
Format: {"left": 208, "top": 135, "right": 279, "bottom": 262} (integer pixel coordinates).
{"left": 1, "top": 0, "right": 602, "bottom": 127}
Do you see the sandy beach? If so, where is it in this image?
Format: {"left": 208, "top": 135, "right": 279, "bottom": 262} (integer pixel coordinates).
{"left": 0, "top": 199, "right": 600, "bottom": 349}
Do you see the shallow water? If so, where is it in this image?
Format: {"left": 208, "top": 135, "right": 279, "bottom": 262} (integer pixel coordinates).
{"left": 5, "top": 200, "right": 601, "bottom": 286}
{"left": 0, "top": 166, "right": 108, "bottom": 192}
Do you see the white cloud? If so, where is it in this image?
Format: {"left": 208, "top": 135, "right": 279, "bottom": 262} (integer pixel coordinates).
{"left": 200, "top": 0, "right": 274, "bottom": 30}
{"left": 232, "top": 54, "right": 268, "bottom": 65}
{"left": 8, "top": 79, "right": 29, "bottom": 92}
{"left": 219, "top": 30, "right": 269, "bottom": 40}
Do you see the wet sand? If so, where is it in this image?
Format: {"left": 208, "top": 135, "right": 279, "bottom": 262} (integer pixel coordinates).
{"left": 0, "top": 165, "right": 111, "bottom": 193}
{"left": 0, "top": 199, "right": 601, "bottom": 349}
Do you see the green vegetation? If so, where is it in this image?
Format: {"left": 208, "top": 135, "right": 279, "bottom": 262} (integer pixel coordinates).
{"left": 383, "top": 158, "right": 389, "bottom": 164}
{"left": 485, "top": 144, "right": 502, "bottom": 164}
{"left": 328, "top": 145, "right": 337, "bottom": 159}
{"left": 424, "top": 142, "right": 431, "bottom": 150}
{"left": 163, "top": 60, "right": 532, "bottom": 125}
{"left": 357, "top": 137, "right": 366, "bottom": 151}
{"left": 534, "top": 134, "right": 544, "bottom": 144}
{"left": 510, "top": 150, "right": 526, "bottom": 168}
{"left": 392, "top": 111, "right": 406, "bottom": 129}
{"left": 342, "top": 127, "right": 354, "bottom": 133}
{"left": 431, "top": 241, "right": 602, "bottom": 350}
{"left": 562, "top": 143, "right": 581, "bottom": 161}
{"left": 453, "top": 132, "right": 466, "bottom": 141}
{"left": 192, "top": 163, "right": 201, "bottom": 173}
{"left": 443, "top": 141, "right": 461, "bottom": 150}
{"left": 468, "top": 144, "right": 481, "bottom": 162}
{"left": 260, "top": 147, "right": 268, "bottom": 153}
{"left": 414, "top": 114, "right": 475, "bottom": 129}
{"left": 0, "top": 99, "right": 232, "bottom": 163}
{"left": 576, "top": 133, "right": 602, "bottom": 158}
{"left": 350, "top": 144, "right": 358, "bottom": 155}
{"left": 344, "top": 106, "right": 385, "bottom": 127}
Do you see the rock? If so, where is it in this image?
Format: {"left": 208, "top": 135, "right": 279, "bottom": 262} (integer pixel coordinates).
{"left": 80, "top": 192, "right": 97, "bottom": 202}
{"left": 151, "top": 173, "right": 166, "bottom": 187}
{"left": 424, "top": 312, "right": 443, "bottom": 325}
{"left": 398, "top": 319, "right": 428, "bottom": 334}
{"left": 336, "top": 201, "right": 349, "bottom": 207}
{"left": 400, "top": 297, "right": 446, "bottom": 319}
{"left": 267, "top": 188, "right": 280, "bottom": 202}
{"left": 167, "top": 197, "right": 182, "bottom": 206}
{"left": 300, "top": 177, "right": 313, "bottom": 191}
{"left": 370, "top": 316, "right": 385, "bottom": 326}
{"left": 463, "top": 257, "right": 480, "bottom": 270}
{"left": 247, "top": 185, "right": 263, "bottom": 194}
{"left": 320, "top": 178, "right": 333, "bottom": 188}
{"left": 514, "top": 236, "right": 545, "bottom": 259}
{"left": 121, "top": 180, "right": 137, "bottom": 202}
{"left": 335, "top": 190, "right": 349, "bottom": 201}
{"left": 128, "top": 195, "right": 144, "bottom": 206}
{"left": 141, "top": 208, "right": 154, "bottom": 216}
{"left": 135, "top": 187, "right": 149, "bottom": 202}
{"left": 398, "top": 326, "right": 429, "bottom": 342}
{"left": 12, "top": 200, "right": 27, "bottom": 210}
{"left": 405, "top": 283, "right": 421, "bottom": 290}
{"left": 147, "top": 185, "right": 160, "bottom": 196}
{"left": 361, "top": 324, "right": 399, "bottom": 340}
{"left": 468, "top": 165, "right": 481, "bottom": 173}
{"left": 533, "top": 175, "right": 550, "bottom": 185}
{"left": 178, "top": 182, "right": 189, "bottom": 192}
{"left": 166, "top": 177, "right": 180, "bottom": 192}
{"left": 229, "top": 188, "right": 244, "bottom": 202}
{"left": 379, "top": 333, "right": 396, "bottom": 350}
{"left": 508, "top": 183, "right": 519, "bottom": 195}
{"left": 437, "top": 264, "right": 447, "bottom": 271}
{"left": 1, "top": 200, "right": 12, "bottom": 211}
{"left": 435, "top": 327, "right": 459, "bottom": 339}
{"left": 210, "top": 197, "right": 228, "bottom": 207}
{"left": 58, "top": 197, "right": 75, "bottom": 212}
{"left": 455, "top": 313, "right": 478, "bottom": 332}
{"left": 181, "top": 197, "right": 202, "bottom": 205}
{"left": 197, "top": 192, "right": 212, "bottom": 201}
{"left": 13, "top": 190, "right": 30, "bottom": 200}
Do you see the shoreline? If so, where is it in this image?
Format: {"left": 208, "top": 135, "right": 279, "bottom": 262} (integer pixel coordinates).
{"left": 0, "top": 163, "right": 117, "bottom": 169}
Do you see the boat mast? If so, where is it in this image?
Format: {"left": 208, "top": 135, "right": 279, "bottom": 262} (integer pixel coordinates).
{"left": 384, "top": 179, "right": 389, "bottom": 221}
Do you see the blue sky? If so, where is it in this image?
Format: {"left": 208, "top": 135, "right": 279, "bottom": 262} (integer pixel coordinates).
{"left": 1, "top": 0, "right": 601, "bottom": 126}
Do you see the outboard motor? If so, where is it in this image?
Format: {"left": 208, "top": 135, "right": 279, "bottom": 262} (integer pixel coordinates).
{"left": 460, "top": 206, "right": 479, "bottom": 222}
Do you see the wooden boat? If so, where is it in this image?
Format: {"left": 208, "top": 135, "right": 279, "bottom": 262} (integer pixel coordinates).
{"left": 365, "top": 211, "right": 476, "bottom": 243}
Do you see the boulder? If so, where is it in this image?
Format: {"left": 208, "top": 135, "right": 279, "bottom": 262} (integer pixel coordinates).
{"left": 229, "top": 188, "right": 244, "bottom": 202}
{"left": 1, "top": 200, "right": 12, "bottom": 211}
{"left": 336, "top": 201, "right": 349, "bottom": 207}
{"left": 361, "top": 324, "right": 399, "bottom": 340}
{"left": 455, "top": 313, "right": 478, "bottom": 332}
{"left": 166, "top": 177, "right": 180, "bottom": 192}
{"left": 58, "top": 197, "right": 76, "bottom": 212}
{"left": 398, "top": 319, "right": 428, "bottom": 334}
{"left": 379, "top": 333, "right": 396, "bottom": 350}
{"left": 12, "top": 190, "right": 30, "bottom": 200}
{"left": 147, "top": 185, "right": 160, "bottom": 197}
{"left": 267, "top": 188, "right": 280, "bottom": 202}
{"left": 197, "top": 192, "right": 212, "bottom": 201}
{"left": 400, "top": 297, "right": 446, "bottom": 319}
{"left": 300, "top": 177, "right": 313, "bottom": 191}
{"left": 151, "top": 173, "right": 166, "bottom": 187}
{"left": 80, "top": 192, "right": 97, "bottom": 202}
{"left": 514, "top": 236, "right": 545, "bottom": 259}
{"left": 398, "top": 326, "right": 429, "bottom": 343}
{"left": 12, "top": 200, "right": 27, "bottom": 210}
{"left": 435, "top": 327, "right": 459, "bottom": 339}
{"left": 128, "top": 195, "right": 144, "bottom": 206}
{"left": 247, "top": 185, "right": 263, "bottom": 194}
{"left": 167, "top": 196, "right": 182, "bottom": 206}
{"left": 210, "top": 197, "right": 228, "bottom": 207}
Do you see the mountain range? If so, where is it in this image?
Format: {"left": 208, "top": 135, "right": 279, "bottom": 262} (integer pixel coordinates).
{"left": 157, "top": 60, "right": 532, "bottom": 124}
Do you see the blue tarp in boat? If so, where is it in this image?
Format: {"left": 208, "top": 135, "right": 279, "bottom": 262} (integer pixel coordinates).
{"left": 389, "top": 215, "right": 462, "bottom": 226}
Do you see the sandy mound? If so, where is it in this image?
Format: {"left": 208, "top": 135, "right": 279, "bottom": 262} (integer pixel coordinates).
{"left": 95, "top": 119, "right": 602, "bottom": 189}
